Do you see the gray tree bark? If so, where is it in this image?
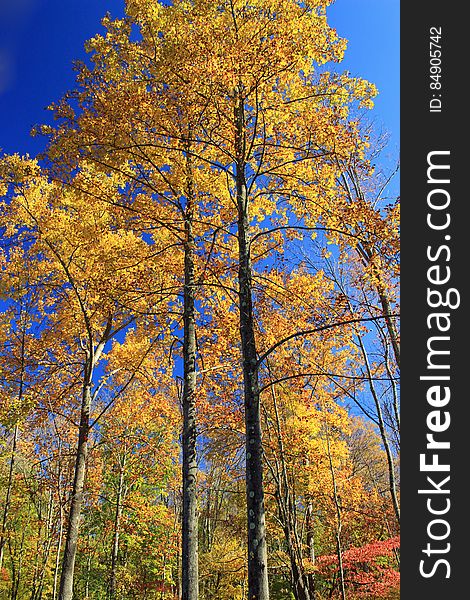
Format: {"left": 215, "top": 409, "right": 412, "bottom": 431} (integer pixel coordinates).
{"left": 109, "top": 458, "right": 125, "bottom": 599}
{"left": 58, "top": 377, "right": 92, "bottom": 600}
{"left": 1, "top": 322, "right": 25, "bottom": 572}
{"left": 267, "top": 380, "right": 313, "bottom": 600}
{"left": 326, "top": 428, "right": 346, "bottom": 600}
{"left": 234, "top": 92, "right": 269, "bottom": 600}
{"left": 181, "top": 149, "right": 199, "bottom": 600}
{"left": 57, "top": 309, "right": 112, "bottom": 600}
{"left": 305, "top": 498, "right": 316, "bottom": 599}
{"left": 52, "top": 502, "right": 64, "bottom": 600}
{"left": 0, "top": 424, "right": 18, "bottom": 572}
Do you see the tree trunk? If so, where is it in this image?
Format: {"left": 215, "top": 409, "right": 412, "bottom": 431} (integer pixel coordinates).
{"left": 1, "top": 317, "right": 26, "bottom": 572}
{"left": 109, "top": 458, "right": 125, "bottom": 599}
{"left": 84, "top": 540, "right": 92, "bottom": 600}
{"left": 0, "top": 424, "right": 19, "bottom": 571}
{"left": 325, "top": 429, "right": 346, "bottom": 600}
{"left": 234, "top": 92, "right": 269, "bottom": 600}
{"left": 357, "top": 334, "right": 400, "bottom": 523}
{"left": 53, "top": 503, "right": 64, "bottom": 600}
{"left": 30, "top": 500, "right": 43, "bottom": 600}
{"left": 269, "top": 383, "right": 312, "bottom": 600}
{"left": 305, "top": 498, "right": 316, "bottom": 599}
{"left": 9, "top": 526, "right": 25, "bottom": 600}
{"left": 58, "top": 377, "right": 92, "bottom": 600}
{"left": 377, "top": 289, "right": 400, "bottom": 369}
{"left": 31, "top": 488, "right": 55, "bottom": 600}
{"left": 181, "top": 148, "right": 199, "bottom": 600}
{"left": 290, "top": 558, "right": 312, "bottom": 600}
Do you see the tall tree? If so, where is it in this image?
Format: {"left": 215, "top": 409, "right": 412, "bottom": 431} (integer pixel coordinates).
{"left": 119, "top": 6, "right": 375, "bottom": 598}
{"left": 1, "top": 156, "right": 173, "bottom": 599}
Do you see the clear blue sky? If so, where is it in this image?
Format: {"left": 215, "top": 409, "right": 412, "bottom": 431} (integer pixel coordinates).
{"left": 0, "top": 0, "right": 399, "bottom": 157}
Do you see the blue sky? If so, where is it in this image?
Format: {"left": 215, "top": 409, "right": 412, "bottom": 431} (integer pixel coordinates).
{"left": 0, "top": 0, "right": 399, "bottom": 157}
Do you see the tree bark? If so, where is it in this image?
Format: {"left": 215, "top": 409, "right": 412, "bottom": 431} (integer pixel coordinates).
{"left": 377, "top": 288, "right": 400, "bottom": 369}
{"left": 9, "top": 521, "right": 26, "bottom": 600}
{"left": 325, "top": 429, "right": 346, "bottom": 600}
{"left": 268, "top": 381, "right": 312, "bottom": 600}
{"left": 58, "top": 377, "right": 92, "bottom": 600}
{"left": 57, "top": 313, "right": 111, "bottom": 600}
{"left": 109, "top": 458, "right": 125, "bottom": 600}
{"left": 1, "top": 324, "right": 25, "bottom": 572}
{"left": 357, "top": 334, "right": 400, "bottom": 523}
{"left": 0, "top": 424, "right": 19, "bottom": 571}
{"left": 181, "top": 148, "right": 199, "bottom": 600}
{"left": 31, "top": 488, "right": 55, "bottom": 600}
{"left": 53, "top": 503, "right": 64, "bottom": 600}
{"left": 305, "top": 498, "right": 316, "bottom": 599}
{"left": 234, "top": 92, "right": 269, "bottom": 600}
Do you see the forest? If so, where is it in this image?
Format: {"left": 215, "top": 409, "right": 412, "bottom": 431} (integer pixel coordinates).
{"left": 0, "top": 1, "right": 400, "bottom": 599}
